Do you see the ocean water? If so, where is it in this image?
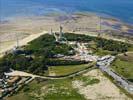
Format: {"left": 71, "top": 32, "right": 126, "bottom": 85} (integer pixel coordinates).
{"left": 0, "top": 0, "right": 133, "bottom": 24}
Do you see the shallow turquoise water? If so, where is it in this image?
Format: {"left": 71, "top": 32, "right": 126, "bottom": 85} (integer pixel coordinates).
{"left": 0, "top": 0, "right": 133, "bottom": 24}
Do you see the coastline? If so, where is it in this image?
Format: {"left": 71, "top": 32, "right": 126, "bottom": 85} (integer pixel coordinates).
{"left": 0, "top": 14, "right": 133, "bottom": 100}
{"left": 0, "top": 12, "right": 133, "bottom": 57}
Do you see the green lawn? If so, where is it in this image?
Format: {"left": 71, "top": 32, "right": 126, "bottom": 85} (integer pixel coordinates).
{"left": 94, "top": 49, "right": 113, "bottom": 56}
{"left": 111, "top": 54, "right": 133, "bottom": 81}
{"left": 43, "top": 79, "right": 85, "bottom": 100}
{"left": 128, "top": 45, "right": 133, "bottom": 51}
{"left": 48, "top": 63, "right": 94, "bottom": 76}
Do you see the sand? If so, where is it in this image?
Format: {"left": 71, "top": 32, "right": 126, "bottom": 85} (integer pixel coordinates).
{"left": 1, "top": 13, "right": 133, "bottom": 58}
{"left": 0, "top": 13, "right": 133, "bottom": 99}
{"left": 72, "top": 69, "right": 132, "bottom": 100}
{"left": 0, "top": 13, "right": 133, "bottom": 41}
{"left": 5, "top": 70, "right": 37, "bottom": 78}
{"left": 0, "top": 31, "right": 47, "bottom": 57}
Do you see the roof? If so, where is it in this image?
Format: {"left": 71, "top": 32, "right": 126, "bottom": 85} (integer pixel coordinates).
{"left": 7, "top": 76, "right": 20, "bottom": 83}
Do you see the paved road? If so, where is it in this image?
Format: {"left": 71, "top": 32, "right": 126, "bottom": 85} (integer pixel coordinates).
{"left": 97, "top": 56, "right": 133, "bottom": 94}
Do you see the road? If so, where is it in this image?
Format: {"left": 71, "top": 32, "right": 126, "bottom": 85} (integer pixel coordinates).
{"left": 96, "top": 56, "right": 133, "bottom": 94}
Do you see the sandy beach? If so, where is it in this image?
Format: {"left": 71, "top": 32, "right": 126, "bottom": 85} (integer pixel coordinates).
{"left": 1, "top": 13, "right": 133, "bottom": 58}
{"left": 0, "top": 13, "right": 133, "bottom": 100}
{"left": 0, "top": 13, "right": 133, "bottom": 40}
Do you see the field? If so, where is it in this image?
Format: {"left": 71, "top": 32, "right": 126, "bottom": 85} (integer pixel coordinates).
{"left": 94, "top": 48, "right": 113, "bottom": 56}
{"left": 48, "top": 63, "right": 94, "bottom": 76}
{"left": 6, "top": 74, "right": 99, "bottom": 100}
{"left": 1, "top": 33, "right": 133, "bottom": 77}
{"left": 128, "top": 45, "right": 133, "bottom": 51}
{"left": 1, "top": 33, "right": 133, "bottom": 99}
{"left": 111, "top": 53, "right": 133, "bottom": 81}
{"left": 72, "top": 69, "right": 132, "bottom": 100}
{"left": 6, "top": 68, "right": 132, "bottom": 100}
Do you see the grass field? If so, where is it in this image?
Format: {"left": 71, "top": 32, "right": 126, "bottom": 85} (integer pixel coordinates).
{"left": 7, "top": 76, "right": 100, "bottom": 100}
{"left": 7, "top": 78, "right": 86, "bottom": 100}
{"left": 111, "top": 53, "right": 133, "bottom": 81}
{"left": 48, "top": 63, "right": 94, "bottom": 76}
{"left": 128, "top": 45, "right": 133, "bottom": 51}
{"left": 6, "top": 80, "right": 46, "bottom": 100}
{"left": 6, "top": 68, "right": 101, "bottom": 100}
{"left": 94, "top": 49, "right": 113, "bottom": 56}
{"left": 73, "top": 75, "right": 100, "bottom": 86}
{"left": 43, "top": 79, "right": 86, "bottom": 100}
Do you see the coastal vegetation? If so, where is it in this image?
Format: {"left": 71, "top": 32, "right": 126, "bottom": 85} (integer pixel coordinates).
{"left": 65, "top": 33, "right": 131, "bottom": 54}
{"left": 111, "top": 53, "right": 133, "bottom": 82}
{"left": 48, "top": 63, "right": 93, "bottom": 76}
{"left": 6, "top": 73, "right": 100, "bottom": 100}
{"left": 1, "top": 33, "right": 132, "bottom": 100}
{"left": 0, "top": 33, "right": 133, "bottom": 78}
{"left": 74, "top": 76, "right": 100, "bottom": 86}
{"left": 6, "top": 78, "right": 86, "bottom": 100}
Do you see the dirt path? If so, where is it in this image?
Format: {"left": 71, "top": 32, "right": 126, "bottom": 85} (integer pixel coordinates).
{"left": 118, "top": 51, "right": 133, "bottom": 56}
{"left": 4, "top": 66, "right": 95, "bottom": 80}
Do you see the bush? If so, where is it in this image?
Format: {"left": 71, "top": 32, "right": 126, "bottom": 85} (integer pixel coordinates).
{"left": 23, "top": 85, "right": 30, "bottom": 92}
{"left": 47, "top": 59, "right": 87, "bottom": 66}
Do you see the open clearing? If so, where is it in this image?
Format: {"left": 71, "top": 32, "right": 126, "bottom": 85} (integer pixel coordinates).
{"left": 111, "top": 53, "right": 133, "bottom": 81}
{"left": 48, "top": 64, "right": 93, "bottom": 76}
{"left": 72, "top": 69, "right": 132, "bottom": 100}
{"left": 6, "top": 77, "right": 86, "bottom": 100}
{"left": 6, "top": 69, "right": 132, "bottom": 100}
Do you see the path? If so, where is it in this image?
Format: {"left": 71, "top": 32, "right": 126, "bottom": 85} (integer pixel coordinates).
{"left": 4, "top": 66, "right": 96, "bottom": 80}
{"left": 96, "top": 56, "right": 133, "bottom": 94}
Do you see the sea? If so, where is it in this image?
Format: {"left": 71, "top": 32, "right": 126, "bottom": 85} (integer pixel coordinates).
{"left": 0, "top": 0, "right": 133, "bottom": 25}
